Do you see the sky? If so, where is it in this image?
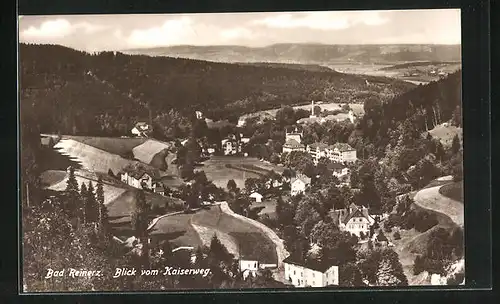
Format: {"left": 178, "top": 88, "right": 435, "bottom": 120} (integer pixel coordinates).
{"left": 18, "top": 9, "right": 461, "bottom": 52}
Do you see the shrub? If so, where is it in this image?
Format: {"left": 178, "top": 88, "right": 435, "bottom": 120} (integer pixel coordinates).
{"left": 108, "top": 169, "right": 115, "bottom": 177}
{"left": 359, "top": 231, "right": 366, "bottom": 240}
{"left": 413, "top": 255, "right": 424, "bottom": 275}
{"left": 384, "top": 225, "right": 392, "bottom": 233}
{"left": 393, "top": 231, "right": 401, "bottom": 240}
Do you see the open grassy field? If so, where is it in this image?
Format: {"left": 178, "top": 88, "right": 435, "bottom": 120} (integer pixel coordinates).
{"left": 439, "top": 181, "right": 464, "bottom": 203}
{"left": 413, "top": 184, "right": 464, "bottom": 227}
{"left": 427, "top": 124, "right": 463, "bottom": 147}
{"left": 132, "top": 139, "right": 173, "bottom": 165}
{"left": 201, "top": 156, "right": 284, "bottom": 189}
{"left": 64, "top": 135, "right": 147, "bottom": 155}
{"left": 44, "top": 169, "right": 128, "bottom": 205}
{"left": 107, "top": 189, "right": 184, "bottom": 223}
{"left": 40, "top": 170, "right": 67, "bottom": 188}
{"left": 149, "top": 205, "right": 278, "bottom": 264}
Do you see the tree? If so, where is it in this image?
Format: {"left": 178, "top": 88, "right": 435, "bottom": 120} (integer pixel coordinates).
{"left": 294, "top": 196, "right": 322, "bottom": 237}
{"left": 393, "top": 231, "right": 401, "bottom": 240}
{"left": 79, "top": 183, "right": 88, "bottom": 223}
{"left": 131, "top": 190, "right": 151, "bottom": 265}
{"left": 451, "top": 134, "right": 461, "bottom": 154}
{"left": 227, "top": 179, "right": 237, "bottom": 193}
{"left": 65, "top": 166, "right": 81, "bottom": 216}
{"left": 85, "top": 181, "right": 99, "bottom": 224}
{"left": 339, "top": 263, "right": 364, "bottom": 287}
{"left": 375, "top": 250, "right": 408, "bottom": 286}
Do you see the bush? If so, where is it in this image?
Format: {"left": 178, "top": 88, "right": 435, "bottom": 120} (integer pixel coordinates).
{"left": 393, "top": 231, "right": 401, "bottom": 240}
{"left": 384, "top": 225, "right": 392, "bottom": 233}
{"left": 413, "top": 255, "right": 424, "bottom": 275}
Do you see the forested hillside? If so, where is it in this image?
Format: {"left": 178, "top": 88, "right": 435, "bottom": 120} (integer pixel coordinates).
{"left": 19, "top": 43, "right": 413, "bottom": 136}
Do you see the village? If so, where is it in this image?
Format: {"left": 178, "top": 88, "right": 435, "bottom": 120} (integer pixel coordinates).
{"left": 47, "top": 98, "right": 401, "bottom": 288}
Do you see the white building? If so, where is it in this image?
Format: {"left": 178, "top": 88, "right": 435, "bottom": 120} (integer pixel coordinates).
{"left": 195, "top": 111, "right": 203, "bottom": 120}
{"left": 283, "top": 256, "right": 339, "bottom": 287}
{"left": 330, "top": 203, "right": 375, "bottom": 239}
{"left": 239, "top": 259, "right": 260, "bottom": 279}
{"left": 249, "top": 192, "right": 263, "bottom": 203}
{"left": 131, "top": 122, "right": 152, "bottom": 137}
{"left": 290, "top": 174, "right": 311, "bottom": 196}
{"left": 329, "top": 162, "right": 351, "bottom": 179}
{"left": 283, "top": 128, "right": 305, "bottom": 153}
{"left": 307, "top": 142, "right": 357, "bottom": 164}
{"left": 221, "top": 137, "right": 240, "bottom": 155}
{"left": 119, "top": 163, "right": 160, "bottom": 191}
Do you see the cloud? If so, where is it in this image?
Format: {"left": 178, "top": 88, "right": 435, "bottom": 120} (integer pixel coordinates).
{"left": 126, "top": 17, "right": 195, "bottom": 47}
{"left": 252, "top": 11, "right": 389, "bottom": 30}
{"left": 22, "top": 19, "right": 73, "bottom": 38}
{"left": 219, "top": 27, "right": 254, "bottom": 40}
{"left": 20, "top": 18, "right": 109, "bottom": 41}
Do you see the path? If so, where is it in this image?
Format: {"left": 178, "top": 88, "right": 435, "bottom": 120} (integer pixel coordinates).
{"left": 413, "top": 184, "right": 464, "bottom": 227}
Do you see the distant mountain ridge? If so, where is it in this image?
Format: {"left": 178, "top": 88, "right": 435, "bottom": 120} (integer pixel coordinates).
{"left": 122, "top": 43, "right": 462, "bottom": 65}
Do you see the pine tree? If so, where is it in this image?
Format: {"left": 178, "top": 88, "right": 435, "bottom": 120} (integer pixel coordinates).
{"left": 131, "top": 190, "right": 150, "bottom": 265}
{"left": 65, "top": 166, "right": 81, "bottom": 215}
{"left": 96, "top": 177, "right": 109, "bottom": 242}
{"left": 86, "top": 181, "right": 99, "bottom": 223}
{"left": 79, "top": 183, "right": 88, "bottom": 224}
{"left": 451, "top": 134, "right": 460, "bottom": 154}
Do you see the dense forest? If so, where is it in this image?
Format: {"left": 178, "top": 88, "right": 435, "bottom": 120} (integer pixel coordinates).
{"left": 19, "top": 43, "right": 413, "bottom": 136}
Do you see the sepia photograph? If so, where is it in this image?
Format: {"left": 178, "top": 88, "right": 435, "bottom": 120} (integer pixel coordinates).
{"left": 19, "top": 9, "right": 464, "bottom": 292}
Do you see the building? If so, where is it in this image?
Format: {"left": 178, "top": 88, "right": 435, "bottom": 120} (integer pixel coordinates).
{"left": 195, "top": 111, "right": 204, "bottom": 120}
{"left": 41, "top": 136, "right": 55, "bottom": 148}
{"left": 309, "top": 100, "right": 317, "bottom": 118}
{"left": 239, "top": 260, "right": 260, "bottom": 279}
{"left": 330, "top": 203, "right": 375, "bottom": 238}
{"left": 120, "top": 164, "right": 160, "bottom": 190}
{"left": 283, "top": 256, "right": 339, "bottom": 287}
{"left": 221, "top": 136, "right": 241, "bottom": 155}
{"left": 306, "top": 142, "right": 357, "bottom": 164}
{"left": 329, "top": 162, "right": 351, "bottom": 179}
{"left": 282, "top": 139, "right": 305, "bottom": 154}
{"left": 237, "top": 117, "right": 247, "bottom": 127}
{"left": 290, "top": 174, "right": 311, "bottom": 196}
{"left": 249, "top": 192, "right": 263, "bottom": 203}
{"left": 152, "top": 182, "right": 165, "bottom": 196}
{"left": 131, "top": 122, "right": 152, "bottom": 137}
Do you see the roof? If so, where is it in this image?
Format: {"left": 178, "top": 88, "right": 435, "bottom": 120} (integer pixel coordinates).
{"left": 249, "top": 192, "right": 263, "bottom": 198}
{"left": 309, "top": 142, "right": 329, "bottom": 150}
{"left": 283, "top": 255, "right": 337, "bottom": 273}
{"left": 122, "top": 163, "right": 160, "bottom": 180}
{"left": 343, "top": 205, "right": 374, "bottom": 224}
{"left": 135, "top": 122, "right": 150, "bottom": 129}
{"left": 291, "top": 174, "right": 311, "bottom": 185}
{"left": 330, "top": 142, "right": 355, "bottom": 152}
{"left": 283, "top": 139, "right": 304, "bottom": 149}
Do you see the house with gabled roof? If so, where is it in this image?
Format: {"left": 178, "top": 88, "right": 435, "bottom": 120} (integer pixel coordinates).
{"left": 120, "top": 163, "right": 161, "bottom": 190}
{"left": 330, "top": 203, "right": 375, "bottom": 239}
{"left": 290, "top": 174, "right": 311, "bottom": 196}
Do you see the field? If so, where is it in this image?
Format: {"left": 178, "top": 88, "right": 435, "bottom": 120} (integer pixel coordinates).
{"left": 44, "top": 169, "right": 128, "bottom": 205}
{"left": 64, "top": 135, "right": 147, "bottom": 155}
{"left": 200, "top": 156, "right": 285, "bottom": 189}
{"left": 132, "top": 139, "right": 173, "bottom": 165}
{"left": 439, "top": 181, "right": 464, "bottom": 203}
{"left": 413, "top": 184, "right": 464, "bottom": 227}
{"left": 427, "top": 124, "right": 463, "bottom": 147}
{"left": 149, "top": 205, "right": 278, "bottom": 264}
{"left": 107, "top": 189, "right": 184, "bottom": 223}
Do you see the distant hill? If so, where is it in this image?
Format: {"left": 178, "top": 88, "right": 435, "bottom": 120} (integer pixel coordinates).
{"left": 20, "top": 43, "right": 414, "bottom": 136}
{"left": 123, "top": 43, "right": 462, "bottom": 65}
